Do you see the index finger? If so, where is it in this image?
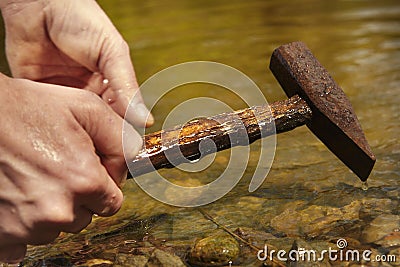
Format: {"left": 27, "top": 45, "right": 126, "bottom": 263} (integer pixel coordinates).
{"left": 71, "top": 90, "right": 142, "bottom": 184}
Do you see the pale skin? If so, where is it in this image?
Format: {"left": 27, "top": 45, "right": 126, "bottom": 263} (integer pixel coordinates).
{"left": 0, "top": 0, "right": 152, "bottom": 263}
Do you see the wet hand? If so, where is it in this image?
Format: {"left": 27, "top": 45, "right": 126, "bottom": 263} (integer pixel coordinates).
{"left": 0, "top": 0, "right": 153, "bottom": 127}
{"left": 0, "top": 75, "right": 142, "bottom": 263}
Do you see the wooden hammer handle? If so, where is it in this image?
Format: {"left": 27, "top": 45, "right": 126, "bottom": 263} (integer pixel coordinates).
{"left": 127, "top": 95, "right": 312, "bottom": 178}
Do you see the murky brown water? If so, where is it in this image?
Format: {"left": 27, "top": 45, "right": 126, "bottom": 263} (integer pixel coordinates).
{"left": 1, "top": 0, "right": 399, "bottom": 266}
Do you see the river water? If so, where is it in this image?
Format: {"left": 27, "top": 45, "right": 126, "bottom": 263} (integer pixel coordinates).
{"left": 1, "top": 0, "right": 399, "bottom": 266}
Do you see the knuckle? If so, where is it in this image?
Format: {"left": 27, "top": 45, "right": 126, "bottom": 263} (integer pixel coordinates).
{"left": 79, "top": 90, "right": 105, "bottom": 110}
{"left": 76, "top": 88, "right": 97, "bottom": 101}
{"left": 74, "top": 172, "right": 104, "bottom": 196}
{"left": 70, "top": 160, "right": 105, "bottom": 194}
{"left": 72, "top": 90, "right": 106, "bottom": 124}
{"left": 32, "top": 197, "right": 74, "bottom": 226}
{"left": 76, "top": 90, "right": 109, "bottom": 112}
{"left": 119, "top": 40, "right": 130, "bottom": 54}
{"left": 42, "top": 204, "right": 75, "bottom": 225}
{"left": 108, "top": 36, "right": 129, "bottom": 55}
{"left": 100, "top": 36, "right": 130, "bottom": 69}
{"left": 98, "top": 190, "right": 123, "bottom": 217}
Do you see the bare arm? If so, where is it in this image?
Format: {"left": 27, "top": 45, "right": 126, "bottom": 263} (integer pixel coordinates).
{"left": 0, "top": 0, "right": 148, "bottom": 262}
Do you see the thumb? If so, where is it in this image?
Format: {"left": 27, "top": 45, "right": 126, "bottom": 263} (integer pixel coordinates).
{"left": 72, "top": 92, "right": 142, "bottom": 184}
{"left": 99, "top": 38, "right": 154, "bottom": 128}
{"left": 45, "top": 0, "right": 154, "bottom": 127}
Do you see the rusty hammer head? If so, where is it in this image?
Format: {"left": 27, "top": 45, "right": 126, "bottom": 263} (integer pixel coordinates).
{"left": 269, "top": 41, "right": 375, "bottom": 181}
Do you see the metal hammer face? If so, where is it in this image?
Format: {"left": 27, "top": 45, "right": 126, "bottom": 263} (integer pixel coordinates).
{"left": 270, "top": 41, "right": 376, "bottom": 181}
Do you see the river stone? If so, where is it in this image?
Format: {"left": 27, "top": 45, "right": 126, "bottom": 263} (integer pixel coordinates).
{"left": 270, "top": 201, "right": 361, "bottom": 237}
{"left": 359, "top": 198, "right": 398, "bottom": 219}
{"left": 84, "top": 259, "right": 114, "bottom": 266}
{"left": 237, "top": 196, "right": 265, "bottom": 211}
{"left": 361, "top": 214, "right": 400, "bottom": 244}
{"left": 188, "top": 232, "right": 240, "bottom": 266}
{"left": 115, "top": 254, "right": 149, "bottom": 267}
{"left": 146, "top": 249, "right": 186, "bottom": 267}
{"left": 234, "top": 227, "right": 276, "bottom": 243}
{"left": 375, "top": 231, "right": 400, "bottom": 248}
{"left": 260, "top": 200, "right": 306, "bottom": 225}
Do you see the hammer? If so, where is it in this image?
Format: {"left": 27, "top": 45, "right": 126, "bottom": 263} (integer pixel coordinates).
{"left": 127, "top": 42, "right": 375, "bottom": 181}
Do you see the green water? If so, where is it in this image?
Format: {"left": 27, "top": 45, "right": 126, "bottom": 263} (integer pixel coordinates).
{"left": 1, "top": 0, "right": 399, "bottom": 266}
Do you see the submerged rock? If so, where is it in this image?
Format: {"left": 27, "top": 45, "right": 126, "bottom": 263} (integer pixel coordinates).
{"left": 376, "top": 231, "right": 400, "bottom": 248}
{"left": 270, "top": 201, "right": 361, "bottom": 237}
{"left": 147, "top": 249, "right": 186, "bottom": 267}
{"left": 115, "top": 254, "right": 149, "bottom": 267}
{"left": 84, "top": 259, "right": 114, "bottom": 266}
{"left": 115, "top": 249, "right": 186, "bottom": 267}
{"left": 359, "top": 198, "right": 398, "bottom": 220}
{"left": 234, "top": 227, "right": 276, "bottom": 244}
{"left": 259, "top": 200, "right": 306, "bottom": 225}
{"left": 237, "top": 196, "right": 265, "bottom": 211}
{"left": 188, "top": 232, "right": 240, "bottom": 266}
{"left": 361, "top": 214, "right": 400, "bottom": 245}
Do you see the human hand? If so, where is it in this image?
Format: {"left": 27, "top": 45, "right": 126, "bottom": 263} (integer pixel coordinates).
{"left": 0, "top": 0, "right": 153, "bottom": 127}
{"left": 0, "top": 75, "right": 142, "bottom": 263}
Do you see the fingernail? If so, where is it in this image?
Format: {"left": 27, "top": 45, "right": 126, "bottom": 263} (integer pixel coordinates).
{"left": 100, "top": 206, "right": 111, "bottom": 215}
{"left": 136, "top": 103, "right": 154, "bottom": 126}
{"left": 146, "top": 112, "right": 155, "bottom": 127}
